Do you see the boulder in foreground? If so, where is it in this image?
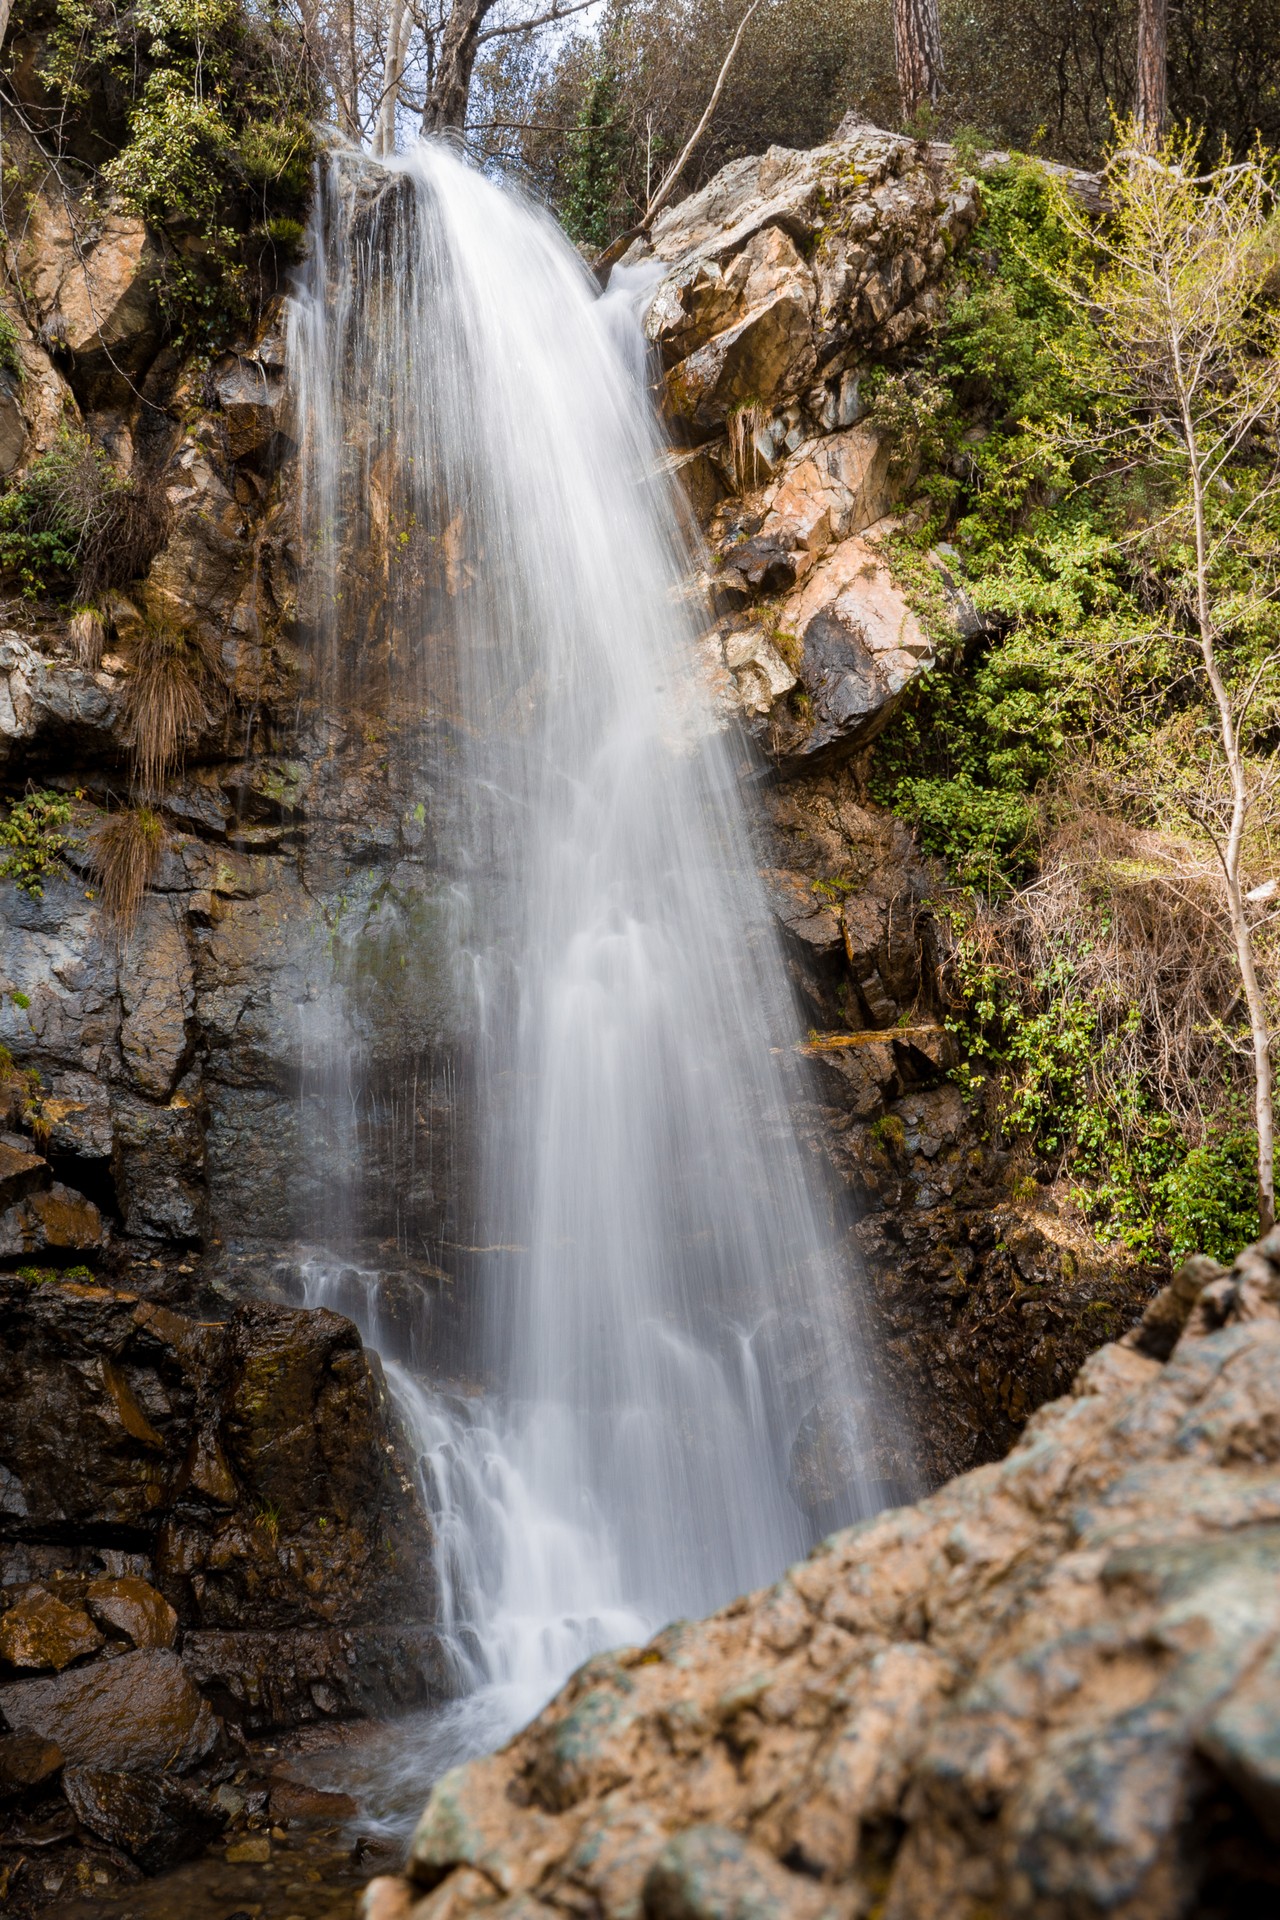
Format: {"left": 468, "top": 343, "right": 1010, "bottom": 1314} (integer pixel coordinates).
{"left": 368, "top": 1237, "right": 1280, "bottom": 1919}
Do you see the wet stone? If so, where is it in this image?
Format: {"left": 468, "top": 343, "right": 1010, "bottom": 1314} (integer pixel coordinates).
{"left": 84, "top": 1576, "right": 178, "bottom": 1651}
{"left": 0, "top": 1648, "right": 219, "bottom": 1772}
{"left": 0, "top": 1730, "right": 63, "bottom": 1796}
{"left": 0, "top": 1589, "right": 104, "bottom": 1672}
{"left": 62, "top": 1767, "right": 227, "bottom": 1873}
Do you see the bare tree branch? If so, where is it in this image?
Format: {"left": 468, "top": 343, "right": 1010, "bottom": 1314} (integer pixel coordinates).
{"left": 475, "top": 0, "right": 600, "bottom": 45}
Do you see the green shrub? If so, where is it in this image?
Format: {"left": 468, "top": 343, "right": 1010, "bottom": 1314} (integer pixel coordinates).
{"left": 0, "top": 791, "right": 73, "bottom": 896}
{"left": 23, "top": 0, "right": 318, "bottom": 352}
{"left": 1157, "top": 1135, "right": 1259, "bottom": 1267}
{"left": 0, "top": 310, "right": 22, "bottom": 380}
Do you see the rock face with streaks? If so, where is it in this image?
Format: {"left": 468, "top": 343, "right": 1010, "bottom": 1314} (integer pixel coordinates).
{"left": 622, "top": 130, "right": 1151, "bottom": 1485}
{"left": 0, "top": 1270, "right": 441, "bottom": 1908}
{"left": 0, "top": 114, "right": 1147, "bottom": 1517}
{"left": 366, "top": 1237, "right": 1280, "bottom": 1920}
{"left": 0, "top": 1271, "right": 441, "bottom": 1724}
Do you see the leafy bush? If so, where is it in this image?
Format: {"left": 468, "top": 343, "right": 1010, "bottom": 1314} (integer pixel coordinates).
{"left": 20, "top": 0, "right": 319, "bottom": 349}
{"left": 1158, "top": 1135, "right": 1259, "bottom": 1267}
{"left": 870, "top": 151, "right": 1280, "bottom": 1268}
{"left": 0, "top": 790, "right": 73, "bottom": 896}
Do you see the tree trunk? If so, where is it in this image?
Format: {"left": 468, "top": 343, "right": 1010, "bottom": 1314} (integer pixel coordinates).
{"left": 1186, "top": 431, "right": 1277, "bottom": 1234}
{"left": 374, "top": 0, "right": 414, "bottom": 157}
{"left": 1136, "top": 0, "right": 1169, "bottom": 143}
{"left": 422, "top": 0, "right": 497, "bottom": 135}
{"left": 893, "top": 0, "right": 943, "bottom": 123}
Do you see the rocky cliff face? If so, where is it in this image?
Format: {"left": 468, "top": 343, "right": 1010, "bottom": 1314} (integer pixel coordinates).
{"left": 0, "top": 130, "right": 446, "bottom": 1911}
{"left": 366, "top": 1236, "right": 1280, "bottom": 1920}
{"left": 0, "top": 115, "right": 1145, "bottom": 1493}
{"left": 0, "top": 1272, "right": 440, "bottom": 1908}
{"left": 620, "top": 122, "right": 1150, "bottom": 1483}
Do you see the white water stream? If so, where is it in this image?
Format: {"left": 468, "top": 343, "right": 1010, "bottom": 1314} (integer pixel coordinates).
{"left": 288, "top": 144, "right": 892, "bottom": 1808}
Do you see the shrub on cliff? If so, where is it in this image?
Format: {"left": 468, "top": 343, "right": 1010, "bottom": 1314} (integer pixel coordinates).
{"left": 869, "top": 140, "right": 1280, "bottom": 1266}
{"left": 6, "top": 0, "right": 319, "bottom": 346}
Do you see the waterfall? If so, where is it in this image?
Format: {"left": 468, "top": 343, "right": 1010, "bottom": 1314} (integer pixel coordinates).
{"left": 287, "top": 143, "right": 894, "bottom": 1799}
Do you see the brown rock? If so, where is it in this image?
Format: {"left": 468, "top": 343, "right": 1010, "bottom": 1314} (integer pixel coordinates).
{"left": 62, "top": 1766, "right": 226, "bottom": 1872}
{"left": 360, "top": 1876, "right": 415, "bottom": 1920}
{"left": 0, "top": 1180, "right": 107, "bottom": 1260}
{"left": 0, "top": 380, "right": 26, "bottom": 475}
{"left": 225, "top": 1834, "right": 272, "bottom": 1863}
{"left": 0, "top": 1275, "right": 436, "bottom": 1648}
{"left": 0, "top": 1731, "right": 63, "bottom": 1796}
{"left": 0, "top": 1137, "right": 48, "bottom": 1208}
{"left": 0, "top": 1648, "right": 219, "bottom": 1772}
{"left": 85, "top": 1575, "right": 178, "bottom": 1650}
{"left": 0, "top": 1588, "right": 103, "bottom": 1671}
{"left": 270, "top": 1777, "right": 360, "bottom": 1825}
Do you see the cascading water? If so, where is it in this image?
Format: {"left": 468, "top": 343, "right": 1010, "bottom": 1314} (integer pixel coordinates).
{"left": 288, "top": 142, "right": 897, "bottom": 1802}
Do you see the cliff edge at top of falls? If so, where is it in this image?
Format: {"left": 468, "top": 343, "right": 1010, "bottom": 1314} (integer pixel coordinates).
{"left": 366, "top": 1237, "right": 1280, "bottom": 1920}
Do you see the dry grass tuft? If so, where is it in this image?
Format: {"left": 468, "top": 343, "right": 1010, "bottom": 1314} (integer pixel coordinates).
{"left": 947, "top": 795, "right": 1268, "bottom": 1148}
{"left": 80, "top": 470, "right": 172, "bottom": 598}
{"left": 90, "top": 807, "right": 165, "bottom": 932}
{"left": 69, "top": 605, "right": 106, "bottom": 669}
{"left": 727, "top": 403, "right": 766, "bottom": 491}
{"left": 125, "top": 620, "right": 222, "bottom": 795}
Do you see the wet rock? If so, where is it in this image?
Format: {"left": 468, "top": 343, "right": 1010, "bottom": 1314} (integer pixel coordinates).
{"left": 0, "top": 1139, "right": 47, "bottom": 1209}
{"left": 0, "top": 1181, "right": 107, "bottom": 1260}
{"left": 0, "top": 1732, "right": 63, "bottom": 1796}
{"left": 382, "top": 1233, "right": 1280, "bottom": 1920}
{"left": 721, "top": 627, "right": 796, "bottom": 714}
{"left": 0, "top": 1588, "right": 103, "bottom": 1671}
{"left": 181, "top": 1623, "right": 448, "bottom": 1731}
{"left": 0, "top": 1273, "right": 441, "bottom": 1746}
{"left": 84, "top": 1575, "right": 178, "bottom": 1650}
{"left": 269, "top": 1776, "right": 360, "bottom": 1825}
{"left": 0, "top": 1648, "right": 219, "bottom": 1771}
{"left": 62, "top": 1766, "right": 226, "bottom": 1872}
{"left": 788, "top": 1397, "right": 871, "bottom": 1535}
{"left": 215, "top": 354, "right": 289, "bottom": 463}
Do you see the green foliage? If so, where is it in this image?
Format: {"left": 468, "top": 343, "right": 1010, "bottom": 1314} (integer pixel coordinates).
{"left": 491, "top": 0, "right": 1280, "bottom": 232}
{"left": 1158, "top": 1135, "right": 1259, "bottom": 1266}
{"left": 562, "top": 61, "right": 627, "bottom": 251}
{"left": 0, "top": 791, "right": 73, "bottom": 897}
{"left": 869, "top": 161, "right": 1116, "bottom": 888}
{"left": 0, "top": 310, "right": 22, "bottom": 380}
{"left": 23, "top": 0, "right": 318, "bottom": 350}
{"left": 870, "top": 146, "right": 1280, "bottom": 1268}
{"left": 0, "top": 442, "right": 90, "bottom": 596}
